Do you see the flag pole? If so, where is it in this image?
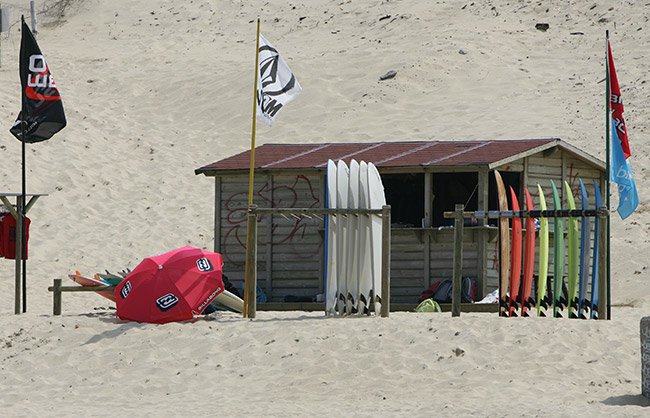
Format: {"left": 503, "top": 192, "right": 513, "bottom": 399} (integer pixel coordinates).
{"left": 605, "top": 30, "right": 611, "bottom": 320}
{"left": 20, "top": 15, "right": 27, "bottom": 313}
{"left": 243, "top": 18, "right": 261, "bottom": 318}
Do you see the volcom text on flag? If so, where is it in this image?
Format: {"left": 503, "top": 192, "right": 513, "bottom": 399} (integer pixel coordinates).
{"left": 256, "top": 34, "right": 301, "bottom": 126}
{"left": 610, "top": 117, "right": 638, "bottom": 220}
{"left": 10, "top": 19, "right": 66, "bottom": 143}
{"left": 607, "top": 40, "right": 630, "bottom": 158}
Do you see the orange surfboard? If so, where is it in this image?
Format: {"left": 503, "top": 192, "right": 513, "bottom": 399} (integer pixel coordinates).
{"left": 68, "top": 272, "right": 116, "bottom": 302}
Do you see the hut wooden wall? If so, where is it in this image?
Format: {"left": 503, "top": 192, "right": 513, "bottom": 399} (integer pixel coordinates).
{"left": 218, "top": 173, "right": 324, "bottom": 301}
{"left": 212, "top": 147, "right": 604, "bottom": 305}
{"left": 216, "top": 174, "right": 495, "bottom": 304}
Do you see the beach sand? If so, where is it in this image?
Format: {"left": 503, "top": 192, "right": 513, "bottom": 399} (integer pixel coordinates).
{"left": 0, "top": 0, "right": 649, "bottom": 415}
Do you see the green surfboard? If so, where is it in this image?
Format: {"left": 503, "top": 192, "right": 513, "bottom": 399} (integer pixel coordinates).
{"left": 536, "top": 184, "right": 550, "bottom": 317}
{"left": 551, "top": 181, "right": 565, "bottom": 318}
{"left": 565, "top": 181, "right": 580, "bottom": 319}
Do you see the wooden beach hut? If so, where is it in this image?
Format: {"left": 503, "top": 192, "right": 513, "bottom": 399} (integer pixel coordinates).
{"left": 195, "top": 138, "right": 606, "bottom": 308}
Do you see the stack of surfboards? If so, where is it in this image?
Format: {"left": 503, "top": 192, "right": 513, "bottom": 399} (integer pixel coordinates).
{"left": 325, "top": 159, "right": 385, "bottom": 316}
{"left": 495, "top": 170, "right": 602, "bottom": 319}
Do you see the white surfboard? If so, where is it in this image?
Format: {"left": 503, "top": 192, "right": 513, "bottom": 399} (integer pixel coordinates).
{"left": 213, "top": 290, "right": 244, "bottom": 313}
{"left": 367, "top": 162, "right": 386, "bottom": 315}
{"left": 335, "top": 160, "right": 349, "bottom": 314}
{"left": 325, "top": 160, "right": 338, "bottom": 315}
{"left": 357, "top": 161, "right": 373, "bottom": 314}
{"left": 346, "top": 160, "right": 360, "bottom": 313}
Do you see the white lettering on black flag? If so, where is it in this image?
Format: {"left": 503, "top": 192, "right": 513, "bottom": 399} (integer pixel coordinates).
{"left": 10, "top": 19, "right": 66, "bottom": 143}
{"left": 256, "top": 34, "right": 301, "bottom": 126}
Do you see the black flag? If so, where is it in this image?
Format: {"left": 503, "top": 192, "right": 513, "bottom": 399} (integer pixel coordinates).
{"left": 10, "top": 18, "right": 66, "bottom": 143}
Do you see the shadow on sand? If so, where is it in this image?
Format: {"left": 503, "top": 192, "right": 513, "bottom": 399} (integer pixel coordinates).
{"left": 602, "top": 394, "right": 650, "bottom": 407}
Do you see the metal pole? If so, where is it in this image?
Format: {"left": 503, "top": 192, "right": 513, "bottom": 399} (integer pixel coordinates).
{"left": 605, "top": 30, "right": 612, "bottom": 320}
{"left": 29, "top": 1, "right": 37, "bottom": 34}
{"left": 0, "top": 2, "right": 3, "bottom": 68}
{"left": 20, "top": 14, "right": 27, "bottom": 312}
{"left": 452, "top": 204, "right": 464, "bottom": 317}
{"left": 14, "top": 197, "right": 22, "bottom": 314}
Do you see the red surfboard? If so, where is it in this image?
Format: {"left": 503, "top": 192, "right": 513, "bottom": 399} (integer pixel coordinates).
{"left": 508, "top": 187, "right": 523, "bottom": 317}
{"left": 520, "top": 188, "right": 536, "bottom": 316}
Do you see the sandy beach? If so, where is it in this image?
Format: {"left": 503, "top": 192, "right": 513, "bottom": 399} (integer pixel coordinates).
{"left": 0, "top": 0, "right": 649, "bottom": 415}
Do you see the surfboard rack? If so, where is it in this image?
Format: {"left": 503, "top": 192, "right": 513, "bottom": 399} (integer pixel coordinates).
{"left": 444, "top": 204, "right": 610, "bottom": 319}
{"left": 243, "top": 204, "right": 392, "bottom": 319}
{"left": 445, "top": 208, "right": 610, "bottom": 219}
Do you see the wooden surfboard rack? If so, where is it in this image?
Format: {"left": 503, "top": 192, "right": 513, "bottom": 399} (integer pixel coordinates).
{"left": 444, "top": 205, "right": 610, "bottom": 319}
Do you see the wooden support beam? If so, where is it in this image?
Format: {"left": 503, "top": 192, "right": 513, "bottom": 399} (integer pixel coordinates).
{"left": 266, "top": 175, "right": 274, "bottom": 299}
{"left": 598, "top": 213, "right": 608, "bottom": 320}
{"left": 380, "top": 205, "right": 391, "bottom": 318}
{"left": 477, "top": 169, "right": 488, "bottom": 298}
{"left": 452, "top": 204, "right": 464, "bottom": 317}
{"left": 214, "top": 177, "right": 221, "bottom": 253}
{"left": 53, "top": 278, "right": 61, "bottom": 316}
{"left": 424, "top": 172, "right": 432, "bottom": 288}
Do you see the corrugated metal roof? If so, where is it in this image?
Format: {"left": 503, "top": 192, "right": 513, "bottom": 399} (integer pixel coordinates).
{"left": 195, "top": 138, "right": 596, "bottom": 174}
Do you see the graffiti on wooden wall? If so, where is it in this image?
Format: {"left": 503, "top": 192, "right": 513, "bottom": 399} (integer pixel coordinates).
{"left": 221, "top": 175, "right": 321, "bottom": 266}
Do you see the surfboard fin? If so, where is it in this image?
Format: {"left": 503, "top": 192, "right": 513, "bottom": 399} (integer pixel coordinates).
{"left": 526, "top": 297, "right": 535, "bottom": 308}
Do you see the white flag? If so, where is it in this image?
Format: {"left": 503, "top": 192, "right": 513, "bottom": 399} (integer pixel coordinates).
{"left": 256, "top": 34, "right": 301, "bottom": 126}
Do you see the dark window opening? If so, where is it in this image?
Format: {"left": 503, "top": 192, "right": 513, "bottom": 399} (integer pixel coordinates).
{"left": 433, "top": 172, "right": 479, "bottom": 226}
{"left": 382, "top": 173, "right": 424, "bottom": 227}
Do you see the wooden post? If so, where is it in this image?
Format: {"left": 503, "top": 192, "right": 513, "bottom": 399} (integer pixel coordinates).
{"left": 452, "top": 204, "right": 464, "bottom": 317}
{"left": 265, "top": 176, "right": 274, "bottom": 299}
{"left": 214, "top": 177, "right": 221, "bottom": 253}
{"left": 53, "top": 278, "right": 62, "bottom": 316}
{"left": 477, "top": 169, "right": 489, "bottom": 299}
{"left": 244, "top": 206, "right": 258, "bottom": 319}
{"left": 423, "top": 173, "right": 432, "bottom": 288}
{"left": 598, "top": 212, "right": 608, "bottom": 319}
{"left": 380, "top": 205, "right": 391, "bottom": 318}
{"left": 641, "top": 317, "right": 650, "bottom": 398}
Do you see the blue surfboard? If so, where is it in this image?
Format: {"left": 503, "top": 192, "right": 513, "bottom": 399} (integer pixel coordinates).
{"left": 590, "top": 182, "right": 603, "bottom": 319}
{"left": 578, "top": 179, "right": 591, "bottom": 319}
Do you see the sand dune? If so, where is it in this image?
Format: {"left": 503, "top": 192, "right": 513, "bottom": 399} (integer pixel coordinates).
{"left": 0, "top": 0, "right": 649, "bottom": 415}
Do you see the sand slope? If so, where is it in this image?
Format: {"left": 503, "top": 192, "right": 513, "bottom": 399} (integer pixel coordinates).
{"left": 0, "top": 1, "right": 649, "bottom": 415}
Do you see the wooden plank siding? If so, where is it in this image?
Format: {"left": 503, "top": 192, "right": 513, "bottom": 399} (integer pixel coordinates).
{"left": 210, "top": 145, "right": 605, "bottom": 306}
